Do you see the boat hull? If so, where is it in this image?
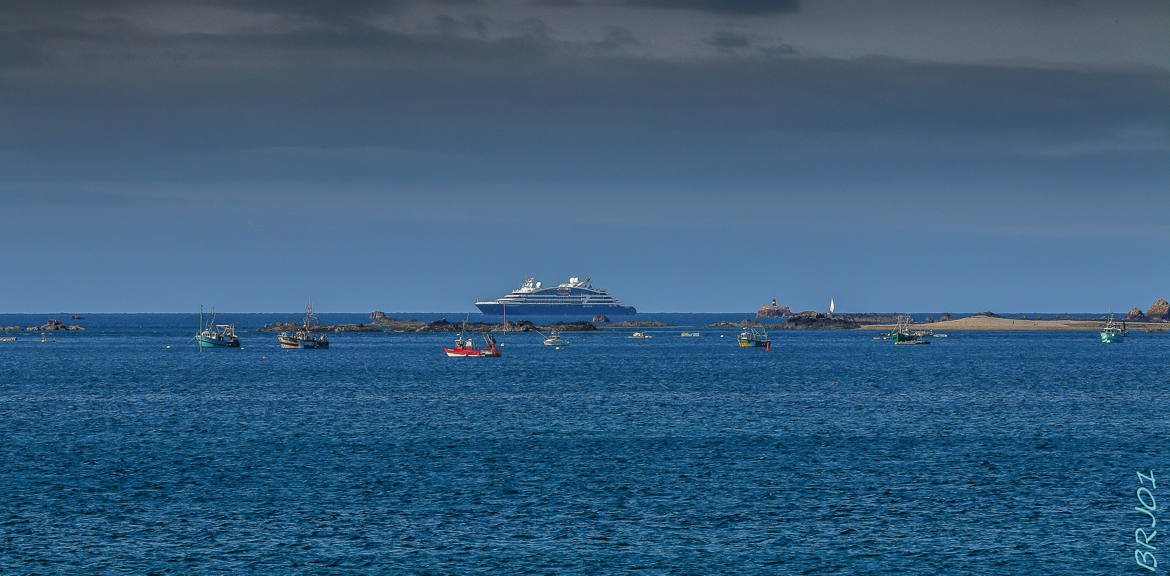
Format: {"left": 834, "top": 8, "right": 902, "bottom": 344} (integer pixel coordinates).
{"left": 196, "top": 335, "right": 240, "bottom": 348}
{"left": 1100, "top": 331, "right": 1124, "bottom": 343}
{"left": 444, "top": 347, "right": 501, "bottom": 357}
{"left": 737, "top": 340, "right": 768, "bottom": 347}
{"left": 475, "top": 303, "right": 636, "bottom": 316}
{"left": 279, "top": 335, "right": 329, "bottom": 349}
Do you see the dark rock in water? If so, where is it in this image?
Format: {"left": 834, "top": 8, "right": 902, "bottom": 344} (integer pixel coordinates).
{"left": 605, "top": 320, "right": 674, "bottom": 328}
{"left": 756, "top": 299, "right": 792, "bottom": 318}
{"left": 1125, "top": 307, "right": 1147, "bottom": 321}
{"left": 261, "top": 318, "right": 598, "bottom": 333}
{"left": 592, "top": 315, "right": 610, "bottom": 323}
{"left": 369, "top": 310, "right": 387, "bottom": 320}
{"left": 780, "top": 312, "right": 859, "bottom": 330}
{"left": 1146, "top": 299, "right": 1169, "bottom": 320}
{"left": 973, "top": 311, "right": 1001, "bottom": 318}
{"left": 544, "top": 321, "right": 598, "bottom": 332}
{"left": 1, "top": 325, "right": 23, "bottom": 331}
{"left": 938, "top": 313, "right": 953, "bottom": 322}
{"left": 706, "top": 319, "right": 764, "bottom": 328}
{"left": 28, "top": 319, "right": 84, "bottom": 331}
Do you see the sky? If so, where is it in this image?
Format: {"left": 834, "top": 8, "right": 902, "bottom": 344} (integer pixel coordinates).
{"left": 1, "top": 0, "right": 1168, "bottom": 313}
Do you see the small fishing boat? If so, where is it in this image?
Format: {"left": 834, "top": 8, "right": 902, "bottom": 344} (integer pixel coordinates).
{"left": 1100, "top": 315, "right": 1126, "bottom": 343}
{"left": 0, "top": 336, "right": 17, "bottom": 342}
{"left": 195, "top": 306, "right": 240, "bottom": 348}
{"left": 737, "top": 326, "right": 769, "bottom": 347}
{"left": 542, "top": 330, "right": 568, "bottom": 346}
{"left": 891, "top": 316, "right": 930, "bottom": 345}
{"left": 628, "top": 331, "right": 653, "bottom": 339}
{"left": 445, "top": 316, "right": 501, "bottom": 357}
{"left": 681, "top": 331, "right": 700, "bottom": 337}
{"left": 278, "top": 301, "right": 329, "bottom": 349}
{"left": 38, "top": 332, "right": 55, "bottom": 343}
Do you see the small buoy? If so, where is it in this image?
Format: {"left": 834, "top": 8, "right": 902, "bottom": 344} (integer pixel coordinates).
{"left": 261, "top": 356, "right": 267, "bottom": 360}
{"left": 765, "top": 342, "right": 771, "bottom": 351}
{"left": 165, "top": 345, "right": 171, "bottom": 349}
{"left": 555, "top": 346, "right": 560, "bottom": 350}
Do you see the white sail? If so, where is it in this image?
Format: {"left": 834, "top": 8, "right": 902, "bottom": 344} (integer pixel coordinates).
{"left": 830, "top": 298, "right": 835, "bottom": 314}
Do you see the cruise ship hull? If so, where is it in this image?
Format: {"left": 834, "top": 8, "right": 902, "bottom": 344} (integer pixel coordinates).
{"left": 475, "top": 303, "right": 636, "bottom": 316}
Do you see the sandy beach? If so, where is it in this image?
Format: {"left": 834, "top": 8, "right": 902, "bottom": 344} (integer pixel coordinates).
{"left": 860, "top": 316, "right": 1164, "bottom": 331}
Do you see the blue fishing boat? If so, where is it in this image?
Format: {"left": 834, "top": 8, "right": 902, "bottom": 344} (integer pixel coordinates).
{"left": 1100, "top": 315, "right": 1126, "bottom": 343}
{"left": 195, "top": 306, "right": 240, "bottom": 348}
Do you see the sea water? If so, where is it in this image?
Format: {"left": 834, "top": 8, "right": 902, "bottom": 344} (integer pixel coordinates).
{"left": 2, "top": 314, "right": 1168, "bottom": 574}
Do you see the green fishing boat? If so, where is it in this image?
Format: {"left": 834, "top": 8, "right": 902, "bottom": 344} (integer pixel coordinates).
{"left": 890, "top": 315, "right": 930, "bottom": 345}
{"left": 1100, "top": 315, "right": 1126, "bottom": 343}
{"left": 195, "top": 305, "right": 240, "bottom": 348}
{"left": 737, "top": 326, "right": 770, "bottom": 348}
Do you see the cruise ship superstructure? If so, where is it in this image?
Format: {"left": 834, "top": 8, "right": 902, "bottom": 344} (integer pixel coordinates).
{"left": 475, "top": 277, "right": 636, "bottom": 316}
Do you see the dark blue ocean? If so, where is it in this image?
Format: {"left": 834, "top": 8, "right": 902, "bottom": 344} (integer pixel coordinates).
{"left": 3, "top": 313, "right": 1169, "bottom": 574}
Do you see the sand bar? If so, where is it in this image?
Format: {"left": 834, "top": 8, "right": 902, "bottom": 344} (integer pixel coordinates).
{"left": 860, "top": 316, "right": 1165, "bottom": 331}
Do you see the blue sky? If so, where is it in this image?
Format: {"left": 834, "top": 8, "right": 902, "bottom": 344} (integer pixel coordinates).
{"left": 1, "top": 0, "right": 1168, "bottom": 313}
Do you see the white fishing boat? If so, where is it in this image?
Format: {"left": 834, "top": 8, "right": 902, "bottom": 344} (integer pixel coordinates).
{"left": 542, "top": 330, "right": 568, "bottom": 346}
{"left": 628, "top": 331, "right": 652, "bottom": 339}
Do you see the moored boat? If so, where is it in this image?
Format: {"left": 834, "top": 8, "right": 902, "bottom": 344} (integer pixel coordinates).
{"left": 681, "top": 331, "right": 700, "bottom": 337}
{"left": 737, "top": 326, "right": 769, "bottom": 348}
{"left": 279, "top": 301, "right": 329, "bottom": 349}
{"left": 1100, "top": 315, "right": 1126, "bottom": 343}
{"left": 890, "top": 315, "right": 930, "bottom": 345}
{"left": 445, "top": 317, "right": 501, "bottom": 357}
{"left": 628, "top": 331, "right": 652, "bottom": 339}
{"left": 195, "top": 306, "right": 240, "bottom": 348}
{"left": 542, "top": 330, "right": 567, "bottom": 346}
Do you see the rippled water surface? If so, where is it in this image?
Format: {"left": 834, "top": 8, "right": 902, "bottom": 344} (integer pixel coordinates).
{"left": 3, "top": 314, "right": 1169, "bottom": 574}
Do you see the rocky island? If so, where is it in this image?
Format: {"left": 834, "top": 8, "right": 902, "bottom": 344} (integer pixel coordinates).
{"left": 0, "top": 319, "right": 86, "bottom": 332}
{"left": 779, "top": 311, "right": 860, "bottom": 329}
{"left": 604, "top": 320, "right": 674, "bottom": 328}
{"left": 260, "top": 314, "right": 597, "bottom": 333}
{"left": 756, "top": 299, "right": 792, "bottom": 318}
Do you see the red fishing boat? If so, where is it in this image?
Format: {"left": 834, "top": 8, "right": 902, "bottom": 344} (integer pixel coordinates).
{"left": 444, "top": 316, "right": 502, "bottom": 357}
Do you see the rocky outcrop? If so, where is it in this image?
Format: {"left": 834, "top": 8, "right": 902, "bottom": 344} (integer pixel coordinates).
{"left": 605, "top": 320, "right": 674, "bottom": 328}
{"left": 780, "top": 312, "right": 860, "bottom": 330}
{"left": 261, "top": 318, "right": 598, "bottom": 333}
{"left": 1125, "top": 307, "right": 1147, "bottom": 321}
{"left": 592, "top": 315, "right": 610, "bottom": 323}
{"left": 1, "top": 325, "right": 22, "bottom": 331}
{"left": 1147, "top": 299, "right": 1169, "bottom": 320}
{"left": 26, "top": 319, "right": 84, "bottom": 331}
{"left": 973, "top": 311, "right": 1001, "bottom": 318}
{"left": 369, "top": 310, "right": 387, "bottom": 320}
{"left": 756, "top": 299, "right": 792, "bottom": 318}
{"left": 706, "top": 319, "right": 765, "bottom": 328}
